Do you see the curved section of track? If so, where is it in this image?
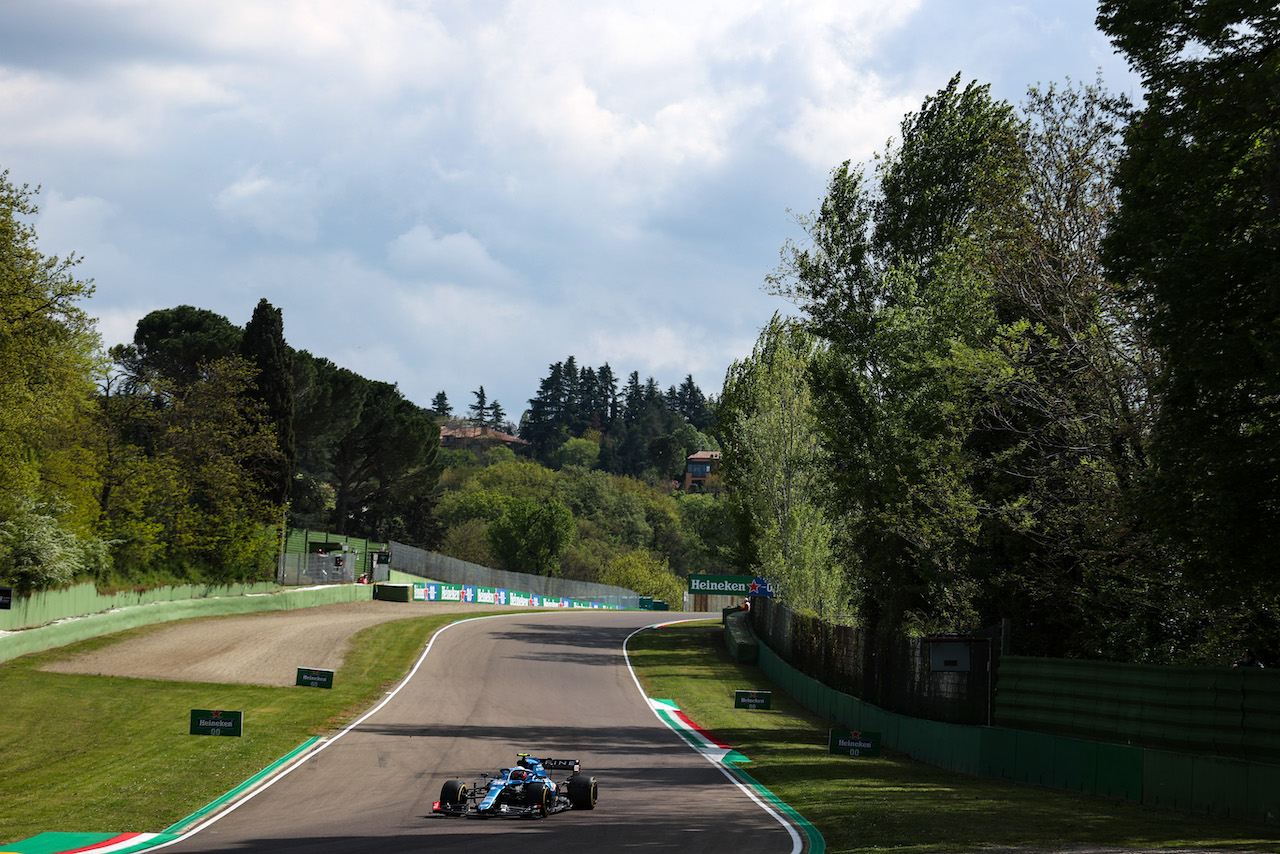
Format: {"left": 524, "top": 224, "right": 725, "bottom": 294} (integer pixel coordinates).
{"left": 156, "top": 610, "right": 805, "bottom": 853}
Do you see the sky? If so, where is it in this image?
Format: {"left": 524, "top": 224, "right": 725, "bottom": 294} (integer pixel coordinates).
{"left": 0, "top": 1, "right": 1141, "bottom": 421}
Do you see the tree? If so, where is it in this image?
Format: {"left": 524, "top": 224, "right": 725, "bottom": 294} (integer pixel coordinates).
{"left": 1098, "top": 1, "right": 1280, "bottom": 654}
{"left": 0, "top": 170, "right": 105, "bottom": 589}
{"left": 97, "top": 354, "right": 282, "bottom": 581}
{"left": 551, "top": 437, "right": 600, "bottom": 470}
{"left": 430, "top": 391, "right": 452, "bottom": 416}
{"left": 152, "top": 357, "right": 282, "bottom": 579}
{"left": 769, "top": 76, "right": 1024, "bottom": 636}
{"left": 329, "top": 379, "right": 442, "bottom": 542}
{"left": 599, "top": 549, "right": 684, "bottom": 606}
{"left": 485, "top": 497, "right": 576, "bottom": 575}
{"left": 524, "top": 362, "right": 570, "bottom": 459}
{"left": 719, "top": 315, "right": 845, "bottom": 616}
{"left": 240, "top": 298, "right": 294, "bottom": 505}
{"left": 485, "top": 398, "right": 507, "bottom": 431}
{"left": 289, "top": 351, "right": 366, "bottom": 528}
{"left": 671, "top": 374, "right": 714, "bottom": 431}
{"left": 111, "top": 305, "right": 241, "bottom": 391}
{"left": 468, "top": 386, "right": 489, "bottom": 425}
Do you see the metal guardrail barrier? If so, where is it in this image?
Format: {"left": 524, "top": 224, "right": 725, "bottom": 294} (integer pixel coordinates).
{"left": 386, "top": 541, "right": 642, "bottom": 610}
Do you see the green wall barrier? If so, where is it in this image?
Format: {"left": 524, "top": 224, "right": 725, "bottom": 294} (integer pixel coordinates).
{"left": 724, "top": 612, "right": 759, "bottom": 663}
{"left": 997, "top": 655, "right": 1280, "bottom": 765}
{"left": 373, "top": 583, "right": 414, "bottom": 602}
{"left": 755, "top": 629, "right": 1279, "bottom": 823}
{"left": 0, "top": 584, "right": 372, "bottom": 664}
{"left": 0, "top": 581, "right": 282, "bottom": 632}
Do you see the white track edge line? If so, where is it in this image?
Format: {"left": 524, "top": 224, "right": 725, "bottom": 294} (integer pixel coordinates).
{"left": 623, "top": 621, "right": 804, "bottom": 854}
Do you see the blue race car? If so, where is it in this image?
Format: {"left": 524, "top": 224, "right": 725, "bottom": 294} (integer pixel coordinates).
{"left": 433, "top": 753, "right": 598, "bottom": 818}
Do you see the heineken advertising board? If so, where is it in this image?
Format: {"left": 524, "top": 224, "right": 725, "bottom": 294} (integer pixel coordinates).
{"left": 828, "top": 729, "right": 880, "bottom": 757}
{"left": 688, "top": 574, "right": 776, "bottom": 597}
{"left": 190, "top": 709, "right": 243, "bottom": 737}
{"left": 296, "top": 667, "right": 335, "bottom": 689}
{"left": 734, "top": 689, "right": 772, "bottom": 710}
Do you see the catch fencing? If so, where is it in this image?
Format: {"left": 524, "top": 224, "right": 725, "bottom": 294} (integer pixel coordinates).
{"left": 386, "top": 541, "right": 643, "bottom": 610}
{"left": 277, "top": 552, "right": 356, "bottom": 586}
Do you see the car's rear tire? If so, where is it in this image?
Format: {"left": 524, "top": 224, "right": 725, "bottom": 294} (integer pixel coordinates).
{"left": 567, "top": 775, "right": 597, "bottom": 810}
{"left": 526, "top": 781, "right": 550, "bottom": 817}
{"left": 440, "top": 779, "right": 467, "bottom": 808}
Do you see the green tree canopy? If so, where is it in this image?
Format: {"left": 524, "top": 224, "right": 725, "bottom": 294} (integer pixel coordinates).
{"left": 1099, "top": 0, "right": 1280, "bottom": 654}
{"left": 485, "top": 497, "right": 576, "bottom": 576}
{"left": 111, "top": 305, "right": 241, "bottom": 391}
{"left": 0, "top": 170, "right": 106, "bottom": 590}
{"left": 719, "top": 314, "right": 845, "bottom": 616}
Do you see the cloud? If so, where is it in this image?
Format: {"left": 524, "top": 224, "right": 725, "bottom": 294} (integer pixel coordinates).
{"left": 0, "top": 0, "right": 1144, "bottom": 418}
{"left": 386, "top": 226, "right": 519, "bottom": 286}
{"left": 214, "top": 171, "right": 321, "bottom": 242}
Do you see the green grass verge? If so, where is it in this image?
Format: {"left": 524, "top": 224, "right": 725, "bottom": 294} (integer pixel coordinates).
{"left": 0, "top": 611, "right": 503, "bottom": 844}
{"left": 627, "top": 621, "right": 1280, "bottom": 854}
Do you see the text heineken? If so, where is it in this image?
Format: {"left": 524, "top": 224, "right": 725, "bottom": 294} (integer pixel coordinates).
{"left": 828, "top": 728, "right": 880, "bottom": 757}
{"left": 734, "top": 689, "right": 772, "bottom": 710}
{"left": 687, "top": 574, "right": 777, "bottom": 597}
{"left": 296, "top": 667, "right": 335, "bottom": 689}
{"left": 190, "top": 709, "right": 244, "bottom": 737}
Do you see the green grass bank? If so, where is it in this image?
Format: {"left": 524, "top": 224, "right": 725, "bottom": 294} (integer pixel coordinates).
{"left": 627, "top": 621, "right": 1280, "bottom": 854}
{"left": 0, "top": 611, "right": 502, "bottom": 844}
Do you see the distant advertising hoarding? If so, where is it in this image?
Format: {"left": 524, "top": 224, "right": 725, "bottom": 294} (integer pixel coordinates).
{"left": 687, "top": 575, "right": 776, "bottom": 597}
{"left": 388, "top": 581, "right": 611, "bottom": 610}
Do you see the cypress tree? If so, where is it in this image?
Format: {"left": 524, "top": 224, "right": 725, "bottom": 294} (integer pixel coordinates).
{"left": 240, "top": 298, "right": 295, "bottom": 505}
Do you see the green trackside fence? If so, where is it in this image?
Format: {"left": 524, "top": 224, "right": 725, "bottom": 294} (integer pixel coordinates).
{"left": 996, "top": 655, "right": 1280, "bottom": 765}
{"left": 0, "top": 583, "right": 373, "bottom": 664}
{"left": 753, "top": 633, "right": 1280, "bottom": 824}
{"left": 0, "top": 581, "right": 282, "bottom": 632}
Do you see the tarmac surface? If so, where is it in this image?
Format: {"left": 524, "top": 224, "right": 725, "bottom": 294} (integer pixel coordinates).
{"left": 51, "top": 603, "right": 805, "bottom": 853}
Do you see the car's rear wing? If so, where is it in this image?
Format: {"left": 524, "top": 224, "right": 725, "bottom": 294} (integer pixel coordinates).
{"left": 541, "top": 758, "right": 580, "bottom": 773}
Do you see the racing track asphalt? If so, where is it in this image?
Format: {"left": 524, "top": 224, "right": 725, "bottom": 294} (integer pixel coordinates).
{"left": 153, "top": 609, "right": 805, "bottom": 854}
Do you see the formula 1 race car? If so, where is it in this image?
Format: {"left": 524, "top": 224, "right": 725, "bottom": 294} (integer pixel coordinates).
{"left": 433, "top": 753, "right": 598, "bottom": 818}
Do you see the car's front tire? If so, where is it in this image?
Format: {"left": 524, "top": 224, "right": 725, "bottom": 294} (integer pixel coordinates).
{"left": 440, "top": 779, "right": 468, "bottom": 812}
{"left": 526, "top": 781, "right": 550, "bottom": 817}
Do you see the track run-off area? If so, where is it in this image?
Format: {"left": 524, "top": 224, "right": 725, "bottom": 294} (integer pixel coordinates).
{"left": 4, "top": 609, "right": 823, "bottom": 854}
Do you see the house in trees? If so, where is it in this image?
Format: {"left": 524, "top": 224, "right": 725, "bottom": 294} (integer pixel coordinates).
{"left": 683, "top": 450, "right": 721, "bottom": 492}
{"left": 439, "top": 422, "right": 528, "bottom": 454}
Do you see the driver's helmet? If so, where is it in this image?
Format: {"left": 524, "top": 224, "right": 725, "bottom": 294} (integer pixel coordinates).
{"left": 509, "top": 768, "right": 530, "bottom": 782}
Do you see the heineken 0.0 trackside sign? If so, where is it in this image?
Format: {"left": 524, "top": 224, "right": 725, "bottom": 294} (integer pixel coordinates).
{"left": 296, "top": 667, "right": 335, "bottom": 689}
{"left": 190, "top": 709, "right": 243, "bottom": 737}
{"left": 829, "top": 728, "right": 880, "bottom": 757}
{"left": 687, "top": 575, "right": 776, "bottom": 597}
{"left": 734, "top": 689, "right": 773, "bottom": 710}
